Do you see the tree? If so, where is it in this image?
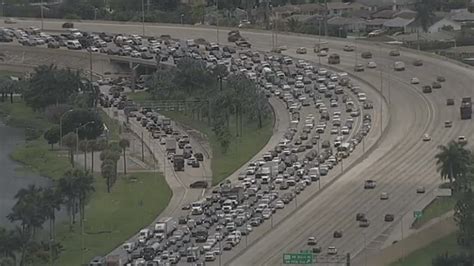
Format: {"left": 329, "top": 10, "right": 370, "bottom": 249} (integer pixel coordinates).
{"left": 43, "top": 126, "right": 60, "bottom": 150}
{"left": 432, "top": 252, "right": 474, "bottom": 265}
{"left": 60, "top": 109, "right": 104, "bottom": 140}
{"left": 101, "top": 160, "right": 116, "bottom": 193}
{"left": 7, "top": 185, "right": 46, "bottom": 238}
{"left": 0, "top": 227, "right": 19, "bottom": 265}
{"left": 119, "top": 138, "right": 130, "bottom": 175}
{"left": 62, "top": 132, "right": 78, "bottom": 167}
{"left": 415, "top": 0, "right": 437, "bottom": 32}
{"left": 454, "top": 189, "right": 474, "bottom": 247}
{"left": 435, "top": 141, "right": 471, "bottom": 189}
{"left": 58, "top": 170, "right": 78, "bottom": 229}
{"left": 40, "top": 188, "right": 62, "bottom": 247}
{"left": 73, "top": 170, "right": 94, "bottom": 227}
{"left": 79, "top": 140, "right": 89, "bottom": 171}
{"left": 286, "top": 17, "right": 302, "bottom": 32}
{"left": 22, "top": 65, "right": 84, "bottom": 110}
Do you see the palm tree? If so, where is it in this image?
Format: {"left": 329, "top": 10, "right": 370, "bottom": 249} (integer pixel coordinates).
{"left": 40, "top": 188, "right": 62, "bottom": 243}
{"left": 73, "top": 170, "right": 94, "bottom": 227}
{"left": 0, "top": 227, "right": 19, "bottom": 265}
{"left": 286, "top": 17, "right": 301, "bottom": 32}
{"left": 62, "top": 132, "right": 78, "bottom": 167}
{"left": 58, "top": 171, "right": 78, "bottom": 229}
{"left": 90, "top": 139, "right": 107, "bottom": 173}
{"left": 78, "top": 140, "right": 88, "bottom": 171}
{"left": 119, "top": 138, "right": 130, "bottom": 175}
{"left": 7, "top": 185, "right": 46, "bottom": 238}
{"left": 435, "top": 141, "right": 471, "bottom": 189}
{"left": 101, "top": 160, "right": 116, "bottom": 193}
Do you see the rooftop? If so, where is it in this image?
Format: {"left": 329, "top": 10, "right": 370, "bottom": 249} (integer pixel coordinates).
{"left": 383, "top": 17, "right": 414, "bottom": 28}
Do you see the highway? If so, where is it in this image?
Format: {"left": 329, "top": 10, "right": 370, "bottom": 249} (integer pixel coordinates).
{"left": 2, "top": 19, "right": 473, "bottom": 265}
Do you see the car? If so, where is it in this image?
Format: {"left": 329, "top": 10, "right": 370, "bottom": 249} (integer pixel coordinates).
{"left": 416, "top": 186, "right": 426, "bottom": 193}
{"left": 192, "top": 160, "right": 200, "bottom": 168}
{"left": 413, "top": 59, "right": 423, "bottom": 66}
{"left": 4, "top": 18, "right": 17, "bottom": 24}
{"left": 364, "top": 180, "right": 376, "bottom": 189}
{"left": 343, "top": 45, "right": 354, "bottom": 52}
{"left": 318, "top": 50, "right": 328, "bottom": 57}
{"left": 354, "top": 64, "right": 364, "bottom": 72}
{"left": 333, "top": 230, "right": 342, "bottom": 238}
{"left": 410, "top": 77, "right": 420, "bottom": 84}
{"left": 195, "top": 153, "right": 204, "bottom": 161}
{"left": 446, "top": 98, "right": 455, "bottom": 105}
{"left": 380, "top": 192, "right": 389, "bottom": 200}
{"left": 457, "top": 136, "right": 468, "bottom": 144}
{"left": 444, "top": 121, "right": 452, "bottom": 128}
{"left": 437, "top": 76, "right": 446, "bottom": 82}
{"left": 367, "top": 61, "right": 377, "bottom": 68}
{"left": 384, "top": 214, "right": 395, "bottom": 222}
{"left": 432, "top": 81, "right": 442, "bottom": 89}
{"left": 422, "top": 85, "right": 432, "bottom": 93}
{"left": 296, "top": 47, "right": 307, "bottom": 54}
{"left": 307, "top": 236, "right": 317, "bottom": 246}
{"left": 361, "top": 51, "right": 372, "bottom": 59}
{"left": 327, "top": 246, "right": 338, "bottom": 255}
{"left": 205, "top": 252, "right": 216, "bottom": 261}
{"left": 389, "top": 50, "right": 400, "bottom": 56}
{"left": 223, "top": 242, "right": 233, "bottom": 250}
{"left": 422, "top": 133, "right": 431, "bottom": 142}
{"left": 359, "top": 219, "right": 370, "bottom": 227}
{"left": 62, "top": 22, "right": 74, "bottom": 28}
{"left": 190, "top": 181, "right": 208, "bottom": 189}
{"left": 356, "top": 213, "right": 366, "bottom": 221}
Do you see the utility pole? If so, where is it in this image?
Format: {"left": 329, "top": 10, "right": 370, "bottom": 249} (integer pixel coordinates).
{"left": 40, "top": 0, "right": 44, "bottom": 31}
{"left": 324, "top": 0, "right": 328, "bottom": 36}
{"left": 216, "top": 0, "right": 219, "bottom": 44}
{"left": 141, "top": 0, "right": 145, "bottom": 36}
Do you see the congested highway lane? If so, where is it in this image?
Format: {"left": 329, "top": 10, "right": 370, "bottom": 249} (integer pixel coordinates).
{"left": 3, "top": 19, "right": 473, "bottom": 265}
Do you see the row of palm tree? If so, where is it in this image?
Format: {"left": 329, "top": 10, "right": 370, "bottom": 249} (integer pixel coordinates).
{"left": 0, "top": 169, "right": 94, "bottom": 264}
{"left": 435, "top": 140, "right": 473, "bottom": 191}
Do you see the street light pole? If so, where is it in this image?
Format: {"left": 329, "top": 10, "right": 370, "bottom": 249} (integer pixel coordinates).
{"left": 40, "top": 0, "right": 44, "bottom": 31}
{"left": 141, "top": 0, "right": 145, "bottom": 36}
{"left": 216, "top": 0, "right": 219, "bottom": 44}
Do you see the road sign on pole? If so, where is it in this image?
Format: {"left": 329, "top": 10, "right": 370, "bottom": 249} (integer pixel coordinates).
{"left": 283, "top": 253, "right": 313, "bottom": 264}
{"left": 414, "top": 210, "right": 422, "bottom": 219}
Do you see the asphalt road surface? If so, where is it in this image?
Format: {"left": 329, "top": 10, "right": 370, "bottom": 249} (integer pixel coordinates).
{"left": 2, "top": 19, "right": 473, "bottom": 265}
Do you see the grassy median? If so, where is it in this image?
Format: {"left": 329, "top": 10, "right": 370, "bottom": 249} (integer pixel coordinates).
{"left": 0, "top": 99, "right": 171, "bottom": 265}
{"left": 128, "top": 91, "right": 274, "bottom": 185}
{"left": 390, "top": 232, "right": 466, "bottom": 266}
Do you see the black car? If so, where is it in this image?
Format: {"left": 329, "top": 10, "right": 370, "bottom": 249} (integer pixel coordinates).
{"left": 333, "top": 230, "right": 343, "bottom": 238}
{"left": 446, "top": 98, "right": 454, "bottom": 105}
{"left": 384, "top": 214, "right": 395, "bottom": 222}
{"left": 422, "top": 85, "right": 432, "bottom": 93}
{"left": 141, "top": 52, "right": 153, "bottom": 60}
{"left": 356, "top": 213, "right": 366, "bottom": 221}
{"left": 190, "top": 181, "right": 208, "bottom": 189}
{"left": 194, "top": 153, "right": 204, "bottom": 161}
{"left": 192, "top": 160, "right": 200, "bottom": 168}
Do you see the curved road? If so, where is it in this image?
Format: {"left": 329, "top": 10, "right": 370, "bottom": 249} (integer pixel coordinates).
{"left": 3, "top": 19, "right": 474, "bottom": 265}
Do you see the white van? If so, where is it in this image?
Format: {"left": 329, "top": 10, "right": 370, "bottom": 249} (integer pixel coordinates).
{"left": 66, "top": 40, "right": 81, "bottom": 50}
{"left": 394, "top": 61, "right": 405, "bottom": 71}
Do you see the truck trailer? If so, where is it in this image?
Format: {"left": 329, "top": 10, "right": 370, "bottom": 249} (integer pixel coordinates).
{"left": 154, "top": 217, "right": 176, "bottom": 239}
{"left": 166, "top": 138, "right": 177, "bottom": 154}
{"left": 460, "top": 97, "right": 472, "bottom": 120}
{"left": 173, "top": 154, "right": 185, "bottom": 171}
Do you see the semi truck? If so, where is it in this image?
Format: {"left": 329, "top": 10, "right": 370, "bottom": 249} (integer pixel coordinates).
{"left": 105, "top": 255, "right": 122, "bottom": 266}
{"left": 173, "top": 154, "right": 185, "bottom": 171}
{"left": 154, "top": 217, "right": 176, "bottom": 239}
{"left": 166, "top": 138, "right": 176, "bottom": 154}
{"left": 460, "top": 97, "right": 472, "bottom": 120}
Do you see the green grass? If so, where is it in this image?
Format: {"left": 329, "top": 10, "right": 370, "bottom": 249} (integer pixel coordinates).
{"left": 0, "top": 99, "right": 172, "bottom": 265}
{"left": 11, "top": 140, "right": 72, "bottom": 180}
{"left": 127, "top": 91, "right": 274, "bottom": 185}
{"left": 55, "top": 171, "right": 171, "bottom": 266}
{"left": 412, "top": 196, "right": 457, "bottom": 229}
{"left": 390, "top": 232, "right": 467, "bottom": 266}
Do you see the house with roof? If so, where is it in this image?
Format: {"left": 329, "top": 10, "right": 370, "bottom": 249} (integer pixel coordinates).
{"left": 406, "top": 17, "right": 461, "bottom": 33}
{"left": 356, "top": 0, "right": 416, "bottom": 12}
{"left": 383, "top": 17, "right": 414, "bottom": 32}
{"left": 327, "top": 16, "right": 367, "bottom": 33}
{"left": 447, "top": 9, "right": 474, "bottom": 23}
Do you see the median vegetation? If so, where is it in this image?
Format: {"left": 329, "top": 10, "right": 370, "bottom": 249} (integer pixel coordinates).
{"left": 0, "top": 67, "right": 171, "bottom": 265}
{"left": 128, "top": 57, "right": 273, "bottom": 184}
{"left": 398, "top": 141, "right": 474, "bottom": 265}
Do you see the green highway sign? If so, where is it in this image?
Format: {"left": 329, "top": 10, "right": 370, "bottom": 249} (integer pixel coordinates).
{"left": 414, "top": 210, "right": 422, "bottom": 219}
{"left": 283, "top": 253, "right": 313, "bottom": 264}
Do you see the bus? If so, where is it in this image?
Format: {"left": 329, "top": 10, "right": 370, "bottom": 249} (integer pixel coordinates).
{"left": 328, "top": 53, "right": 340, "bottom": 64}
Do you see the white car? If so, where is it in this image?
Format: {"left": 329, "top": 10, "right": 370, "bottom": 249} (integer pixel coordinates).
{"left": 380, "top": 192, "right": 389, "bottom": 200}
{"left": 422, "top": 133, "right": 431, "bottom": 141}
{"left": 328, "top": 246, "right": 338, "bottom": 255}
{"left": 367, "top": 61, "right": 377, "bottom": 68}
{"left": 205, "top": 252, "right": 216, "bottom": 261}
{"left": 411, "top": 77, "right": 420, "bottom": 84}
{"left": 87, "top": 46, "right": 99, "bottom": 52}
{"left": 458, "top": 136, "right": 467, "bottom": 144}
{"left": 275, "top": 200, "right": 285, "bottom": 209}
{"left": 318, "top": 50, "right": 328, "bottom": 57}
{"left": 307, "top": 236, "right": 317, "bottom": 246}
